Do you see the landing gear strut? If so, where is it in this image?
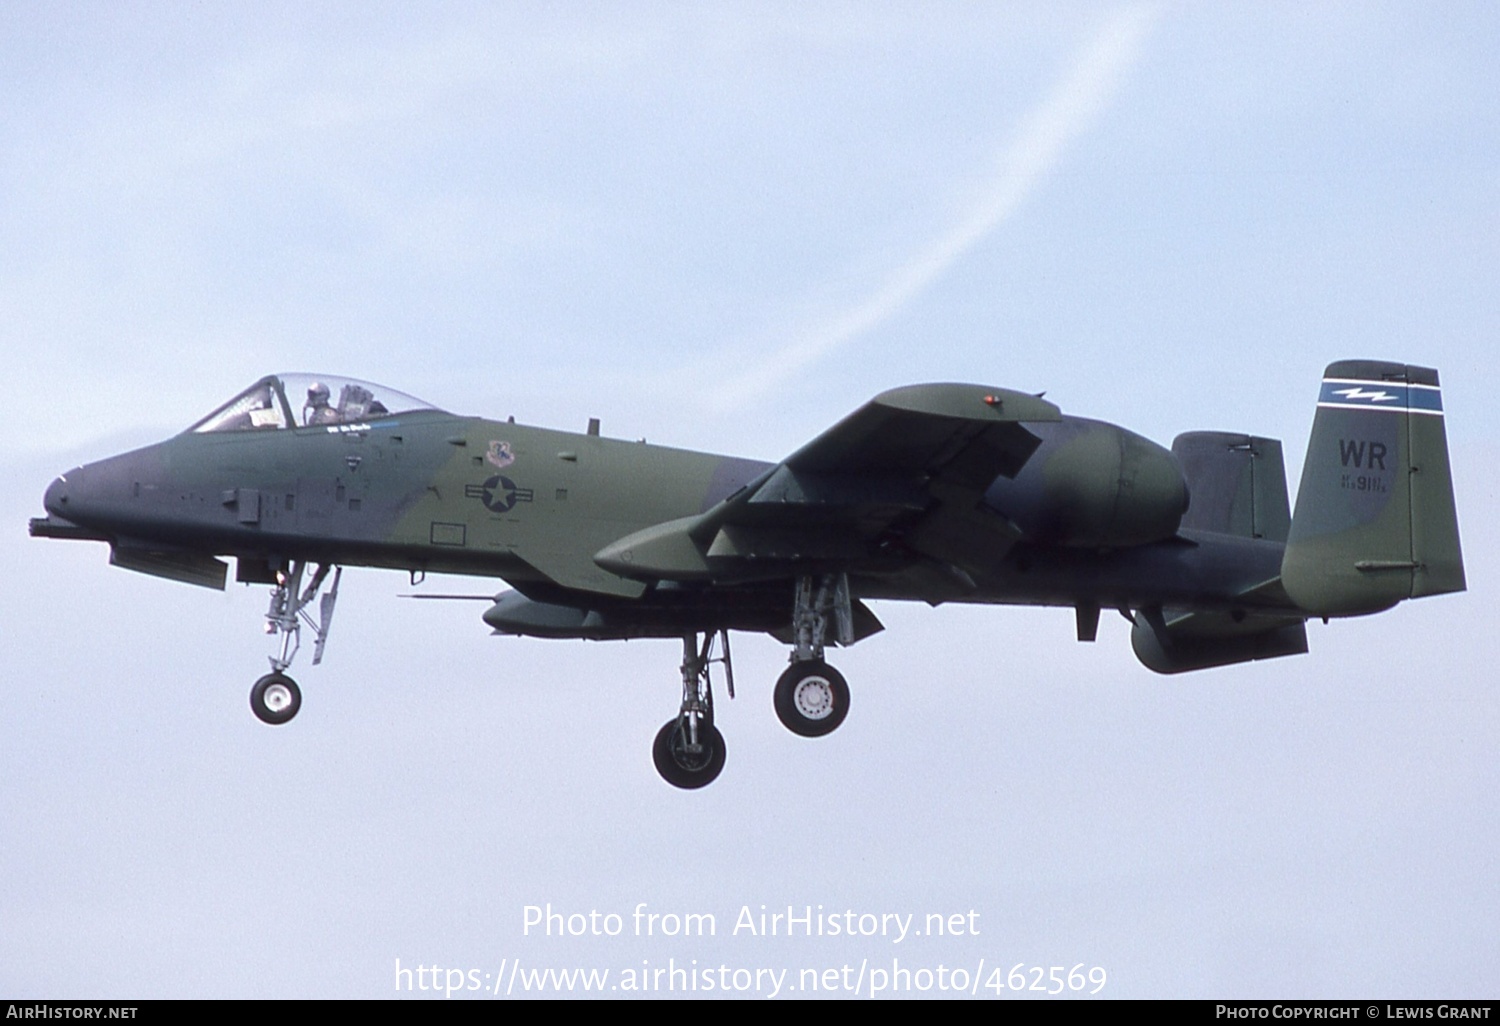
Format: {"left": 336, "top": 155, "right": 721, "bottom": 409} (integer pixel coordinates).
{"left": 773, "top": 574, "right": 853, "bottom": 736}
{"left": 653, "top": 630, "right": 732, "bottom": 789}
{"left": 250, "top": 560, "right": 341, "bottom": 725}
{"left": 650, "top": 575, "right": 859, "bottom": 785}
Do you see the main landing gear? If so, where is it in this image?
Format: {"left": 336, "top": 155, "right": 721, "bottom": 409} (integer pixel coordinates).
{"left": 248, "top": 560, "right": 341, "bottom": 725}
{"left": 773, "top": 574, "right": 853, "bottom": 737}
{"left": 653, "top": 631, "right": 732, "bottom": 789}
{"left": 774, "top": 661, "right": 849, "bottom": 738}
{"left": 651, "top": 574, "right": 856, "bottom": 789}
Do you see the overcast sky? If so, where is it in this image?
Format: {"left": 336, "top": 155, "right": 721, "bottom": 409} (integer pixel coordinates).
{"left": 3, "top": 1, "right": 1496, "bottom": 999}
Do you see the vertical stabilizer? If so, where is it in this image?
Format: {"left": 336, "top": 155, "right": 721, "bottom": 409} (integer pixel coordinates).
{"left": 1282, "top": 360, "right": 1465, "bottom": 617}
{"left": 1173, "top": 432, "right": 1291, "bottom": 542}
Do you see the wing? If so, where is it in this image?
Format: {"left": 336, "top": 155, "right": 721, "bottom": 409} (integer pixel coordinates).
{"left": 594, "top": 383, "right": 1061, "bottom": 583}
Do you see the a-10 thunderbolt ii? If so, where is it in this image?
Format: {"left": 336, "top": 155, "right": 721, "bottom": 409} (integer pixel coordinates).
{"left": 31, "top": 361, "right": 1464, "bottom": 788}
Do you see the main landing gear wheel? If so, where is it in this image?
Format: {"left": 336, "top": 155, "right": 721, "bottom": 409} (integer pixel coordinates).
{"left": 653, "top": 718, "right": 727, "bottom": 790}
{"left": 774, "top": 661, "right": 849, "bottom": 737}
{"left": 250, "top": 673, "right": 302, "bottom": 725}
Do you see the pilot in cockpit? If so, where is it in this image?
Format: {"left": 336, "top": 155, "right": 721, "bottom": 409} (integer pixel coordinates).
{"left": 304, "top": 382, "right": 340, "bottom": 426}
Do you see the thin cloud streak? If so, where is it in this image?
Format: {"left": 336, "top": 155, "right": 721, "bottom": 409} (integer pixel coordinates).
{"left": 712, "top": 4, "right": 1161, "bottom": 408}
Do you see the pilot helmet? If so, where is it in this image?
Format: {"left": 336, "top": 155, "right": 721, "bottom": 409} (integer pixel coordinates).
{"left": 307, "top": 382, "right": 331, "bottom": 404}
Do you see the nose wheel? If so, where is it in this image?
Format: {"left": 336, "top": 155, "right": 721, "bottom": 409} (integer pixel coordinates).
{"left": 250, "top": 672, "right": 302, "bottom": 725}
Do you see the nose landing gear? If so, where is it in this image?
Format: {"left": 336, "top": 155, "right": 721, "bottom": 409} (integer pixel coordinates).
{"left": 246, "top": 560, "right": 341, "bottom": 725}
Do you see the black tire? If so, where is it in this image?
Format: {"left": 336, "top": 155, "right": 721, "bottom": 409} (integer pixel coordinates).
{"left": 250, "top": 672, "right": 302, "bottom": 725}
{"left": 774, "top": 661, "right": 849, "bottom": 737}
{"left": 652, "top": 718, "right": 726, "bottom": 789}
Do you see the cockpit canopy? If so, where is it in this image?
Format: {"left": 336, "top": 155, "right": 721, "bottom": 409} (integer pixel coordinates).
{"left": 188, "top": 374, "right": 444, "bottom": 434}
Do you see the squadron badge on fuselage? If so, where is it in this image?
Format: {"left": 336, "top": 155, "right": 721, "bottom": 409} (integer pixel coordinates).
{"left": 486, "top": 440, "right": 515, "bottom": 470}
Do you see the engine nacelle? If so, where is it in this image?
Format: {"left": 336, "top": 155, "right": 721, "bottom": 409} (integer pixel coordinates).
{"left": 986, "top": 418, "right": 1188, "bottom": 548}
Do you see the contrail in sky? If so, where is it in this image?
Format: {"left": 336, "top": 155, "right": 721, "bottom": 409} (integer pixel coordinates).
{"left": 714, "top": 3, "right": 1161, "bottom": 408}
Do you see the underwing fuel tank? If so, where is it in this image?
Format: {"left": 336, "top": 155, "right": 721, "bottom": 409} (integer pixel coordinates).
{"left": 985, "top": 418, "right": 1189, "bottom": 548}
{"left": 484, "top": 591, "right": 606, "bottom": 639}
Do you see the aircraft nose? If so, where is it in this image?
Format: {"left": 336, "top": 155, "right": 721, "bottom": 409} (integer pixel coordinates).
{"left": 40, "top": 452, "right": 149, "bottom": 533}
{"left": 43, "top": 474, "right": 71, "bottom": 518}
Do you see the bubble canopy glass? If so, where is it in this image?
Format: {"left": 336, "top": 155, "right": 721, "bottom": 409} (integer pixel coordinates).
{"left": 188, "top": 374, "right": 444, "bottom": 434}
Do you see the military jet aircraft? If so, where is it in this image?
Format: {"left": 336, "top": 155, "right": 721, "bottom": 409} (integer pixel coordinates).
{"left": 31, "top": 361, "right": 1464, "bottom": 788}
